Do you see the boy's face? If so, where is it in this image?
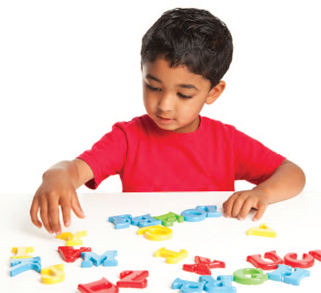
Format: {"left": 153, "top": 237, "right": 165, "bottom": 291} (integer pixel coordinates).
{"left": 142, "top": 58, "right": 224, "bottom": 133}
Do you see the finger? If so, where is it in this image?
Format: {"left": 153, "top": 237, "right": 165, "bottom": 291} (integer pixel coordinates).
{"left": 231, "top": 193, "right": 248, "bottom": 218}
{"left": 30, "top": 196, "right": 42, "bottom": 228}
{"left": 223, "top": 192, "right": 239, "bottom": 218}
{"left": 60, "top": 197, "right": 71, "bottom": 228}
{"left": 237, "top": 198, "right": 255, "bottom": 221}
{"left": 253, "top": 202, "right": 267, "bottom": 221}
{"left": 39, "top": 196, "right": 54, "bottom": 234}
{"left": 48, "top": 195, "right": 62, "bottom": 235}
{"left": 71, "top": 193, "right": 85, "bottom": 219}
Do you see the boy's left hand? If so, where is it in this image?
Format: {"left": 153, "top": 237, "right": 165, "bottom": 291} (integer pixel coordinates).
{"left": 223, "top": 189, "right": 269, "bottom": 221}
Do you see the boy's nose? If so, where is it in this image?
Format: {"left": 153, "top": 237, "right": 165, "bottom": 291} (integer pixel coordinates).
{"left": 157, "top": 93, "right": 175, "bottom": 112}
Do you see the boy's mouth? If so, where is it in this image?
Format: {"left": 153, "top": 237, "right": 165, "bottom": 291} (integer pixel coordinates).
{"left": 156, "top": 115, "right": 174, "bottom": 125}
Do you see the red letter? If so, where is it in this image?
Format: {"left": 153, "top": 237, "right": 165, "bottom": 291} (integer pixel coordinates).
{"left": 309, "top": 250, "right": 321, "bottom": 261}
{"left": 58, "top": 246, "right": 91, "bottom": 263}
{"left": 78, "top": 277, "right": 118, "bottom": 293}
{"left": 284, "top": 252, "right": 315, "bottom": 268}
{"left": 116, "top": 270, "right": 149, "bottom": 288}
{"left": 246, "top": 251, "right": 283, "bottom": 270}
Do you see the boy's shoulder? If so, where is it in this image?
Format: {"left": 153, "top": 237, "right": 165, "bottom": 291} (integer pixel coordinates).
{"left": 113, "top": 115, "right": 152, "bottom": 132}
{"left": 201, "top": 115, "right": 236, "bottom": 129}
{"left": 200, "top": 116, "right": 238, "bottom": 138}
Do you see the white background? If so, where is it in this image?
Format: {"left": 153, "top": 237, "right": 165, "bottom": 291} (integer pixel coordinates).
{"left": 0, "top": 0, "right": 320, "bottom": 195}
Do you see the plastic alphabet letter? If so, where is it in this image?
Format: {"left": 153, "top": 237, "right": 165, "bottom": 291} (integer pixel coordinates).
{"left": 116, "top": 270, "right": 149, "bottom": 288}
{"left": 137, "top": 225, "right": 173, "bottom": 241}
{"left": 56, "top": 231, "right": 87, "bottom": 246}
{"left": 108, "top": 214, "right": 132, "bottom": 229}
{"left": 181, "top": 209, "right": 207, "bottom": 222}
{"left": 246, "top": 223, "right": 277, "bottom": 238}
{"left": 267, "top": 264, "right": 293, "bottom": 282}
{"left": 41, "top": 264, "right": 65, "bottom": 284}
{"left": 283, "top": 268, "right": 310, "bottom": 286}
{"left": 131, "top": 214, "right": 162, "bottom": 228}
{"left": 267, "top": 264, "right": 310, "bottom": 286}
{"left": 309, "top": 250, "right": 321, "bottom": 261}
{"left": 172, "top": 278, "right": 205, "bottom": 293}
{"left": 153, "top": 212, "right": 184, "bottom": 227}
{"left": 183, "top": 264, "right": 212, "bottom": 275}
{"left": 196, "top": 205, "right": 221, "bottom": 218}
{"left": 10, "top": 257, "right": 41, "bottom": 277}
{"left": 246, "top": 251, "right": 284, "bottom": 270}
{"left": 195, "top": 256, "right": 226, "bottom": 269}
{"left": 58, "top": 246, "right": 92, "bottom": 263}
{"left": 81, "top": 250, "right": 118, "bottom": 268}
{"left": 78, "top": 277, "right": 119, "bottom": 293}
{"left": 183, "top": 256, "right": 225, "bottom": 275}
{"left": 154, "top": 247, "right": 188, "bottom": 264}
{"left": 200, "top": 275, "right": 236, "bottom": 293}
{"left": 284, "top": 252, "right": 315, "bottom": 268}
{"left": 233, "top": 268, "right": 268, "bottom": 285}
{"left": 11, "top": 246, "right": 34, "bottom": 259}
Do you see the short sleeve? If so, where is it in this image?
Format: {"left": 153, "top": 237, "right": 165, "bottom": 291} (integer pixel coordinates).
{"left": 77, "top": 125, "right": 128, "bottom": 189}
{"left": 233, "top": 129, "right": 286, "bottom": 185}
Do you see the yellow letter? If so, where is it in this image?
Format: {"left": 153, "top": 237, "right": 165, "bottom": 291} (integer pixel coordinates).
{"left": 11, "top": 246, "right": 34, "bottom": 259}
{"left": 56, "top": 231, "right": 87, "bottom": 246}
{"left": 41, "top": 264, "right": 65, "bottom": 285}
{"left": 247, "top": 224, "right": 277, "bottom": 238}
{"left": 154, "top": 247, "right": 188, "bottom": 264}
{"left": 137, "top": 225, "right": 173, "bottom": 241}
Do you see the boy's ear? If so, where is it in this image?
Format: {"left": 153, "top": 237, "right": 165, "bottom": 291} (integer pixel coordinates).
{"left": 205, "top": 81, "right": 226, "bottom": 105}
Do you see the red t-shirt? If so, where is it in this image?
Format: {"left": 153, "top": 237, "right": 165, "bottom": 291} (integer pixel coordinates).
{"left": 78, "top": 115, "right": 285, "bottom": 192}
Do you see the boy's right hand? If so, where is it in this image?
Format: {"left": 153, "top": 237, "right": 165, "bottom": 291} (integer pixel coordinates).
{"left": 30, "top": 168, "right": 85, "bottom": 235}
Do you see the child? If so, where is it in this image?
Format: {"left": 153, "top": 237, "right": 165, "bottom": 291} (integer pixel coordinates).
{"left": 30, "top": 8, "right": 305, "bottom": 235}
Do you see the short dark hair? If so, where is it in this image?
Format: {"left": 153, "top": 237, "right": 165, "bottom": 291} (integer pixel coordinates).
{"left": 141, "top": 8, "right": 233, "bottom": 88}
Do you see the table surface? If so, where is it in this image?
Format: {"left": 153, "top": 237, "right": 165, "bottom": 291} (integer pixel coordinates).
{"left": 1, "top": 191, "right": 320, "bottom": 292}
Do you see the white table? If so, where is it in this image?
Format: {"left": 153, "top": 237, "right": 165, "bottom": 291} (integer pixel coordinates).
{"left": 1, "top": 191, "right": 320, "bottom": 292}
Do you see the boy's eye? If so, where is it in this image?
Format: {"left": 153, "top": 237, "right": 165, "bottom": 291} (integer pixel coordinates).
{"left": 178, "top": 93, "right": 193, "bottom": 99}
{"left": 146, "top": 83, "right": 193, "bottom": 99}
{"left": 146, "top": 84, "right": 161, "bottom": 91}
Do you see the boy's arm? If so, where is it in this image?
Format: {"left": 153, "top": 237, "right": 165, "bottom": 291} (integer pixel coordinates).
{"left": 223, "top": 159, "right": 306, "bottom": 221}
{"left": 30, "top": 158, "right": 93, "bottom": 235}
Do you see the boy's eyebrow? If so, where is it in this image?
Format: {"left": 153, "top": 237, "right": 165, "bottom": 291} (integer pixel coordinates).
{"left": 179, "top": 84, "right": 198, "bottom": 90}
{"left": 146, "top": 74, "right": 161, "bottom": 83}
{"left": 146, "top": 74, "right": 198, "bottom": 90}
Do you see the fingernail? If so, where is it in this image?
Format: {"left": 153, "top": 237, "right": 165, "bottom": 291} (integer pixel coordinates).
{"left": 238, "top": 217, "right": 244, "bottom": 221}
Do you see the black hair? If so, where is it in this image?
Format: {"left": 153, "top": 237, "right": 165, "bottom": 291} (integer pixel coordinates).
{"left": 141, "top": 8, "right": 233, "bottom": 88}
